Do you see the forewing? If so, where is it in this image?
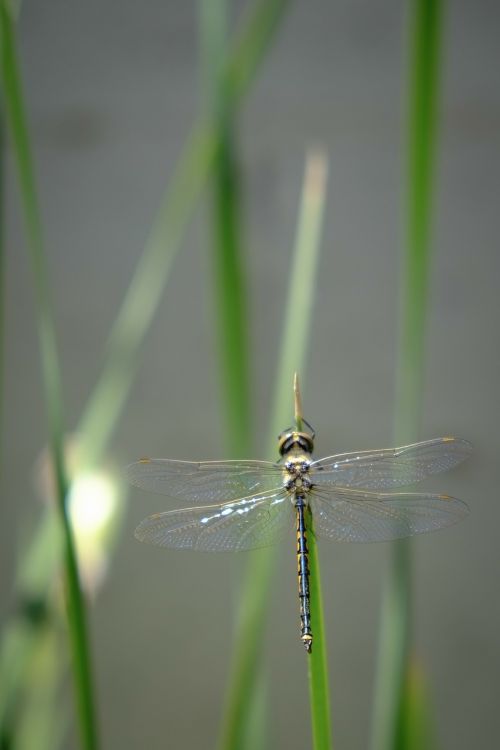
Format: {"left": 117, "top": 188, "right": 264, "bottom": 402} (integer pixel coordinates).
{"left": 309, "top": 486, "right": 469, "bottom": 543}
{"left": 311, "top": 437, "right": 472, "bottom": 491}
{"left": 126, "top": 458, "right": 282, "bottom": 504}
{"left": 134, "top": 490, "right": 294, "bottom": 551}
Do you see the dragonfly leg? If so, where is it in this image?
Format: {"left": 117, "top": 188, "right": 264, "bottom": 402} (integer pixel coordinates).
{"left": 295, "top": 495, "right": 313, "bottom": 653}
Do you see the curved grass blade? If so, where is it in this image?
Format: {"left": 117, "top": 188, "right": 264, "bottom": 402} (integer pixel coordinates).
{"left": 396, "top": 657, "right": 437, "bottom": 750}
{"left": 307, "top": 508, "right": 333, "bottom": 750}
{"left": 370, "top": 2, "right": 444, "bottom": 749}
{"left": 218, "top": 149, "right": 331, "bottom": 750}
{"left": 200, "top": 0, "right": 251, "bottom": 458}
{"left": 0, "top": 4, "right": 99, "bottom": 748}
{"left": 0, "top": 96, "right": 4, "bottom": 462}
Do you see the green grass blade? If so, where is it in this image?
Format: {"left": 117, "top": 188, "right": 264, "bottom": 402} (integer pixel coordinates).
{"left": 0, "top": 96, "right": 4, "bottom": 462}
{"left": 217, "top": 545, "right": 276, "bottom": 750}
{"left": 218, "top": 150, "right": 330, "bottom": 750}
{"left": 396, "top": 658, "right": 437, "bottom": 750}
{"left": 0, "top": 5, "right": 99, "bottom": 749}
{"left": 269, "top": 152, "right": 329, "bottom": 438}
{"left": 77, "top": 123, "right": 217, "bottom": 466}
{"left": 370, "top": 2, "right": 443, "bottom": 749}
{"left": 226, "top": 0, "right": 290, "bottom": 106}
{"left": 211, "top": 127, "right": 250, "bottom": 456}
{"left": 0, "top": 511, "right": 61, "bottom": 732}
{"left": 396, "top": 0, "right": 443, "bottom": 438}
{"left": 199, "top": 0, "right": 250, "bottom": 457}
{"left": 16, "top": 625, "right": 67, "bottom": 750}
{"left": 307, "top": 510, "right": 333, "bottom": 750}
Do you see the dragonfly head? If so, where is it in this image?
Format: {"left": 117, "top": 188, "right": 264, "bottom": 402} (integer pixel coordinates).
{"left": 278, "top": 420, "right": 315, "bottom": 457}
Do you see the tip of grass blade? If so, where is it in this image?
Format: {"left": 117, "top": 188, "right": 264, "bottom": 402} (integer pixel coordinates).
{"left": 294, "top": 373, "right": 304, "bottom": 431}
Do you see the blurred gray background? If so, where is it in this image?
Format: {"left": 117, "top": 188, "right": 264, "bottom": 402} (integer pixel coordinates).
{"left": 2, "top": 0, "right": 499, "bottom": 748}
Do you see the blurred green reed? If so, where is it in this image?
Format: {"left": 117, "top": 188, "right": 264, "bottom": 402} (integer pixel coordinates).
{"left": 370, "top": 1, "right": 443, "bottom": 749}
{"left": 0, "top": 3, "right": 99, "bottom": 748}
{"left": 307, "top": 509, "right": 333, "bottom": 750}
{"left": 200, "top": 9, "right": 331, "bottom": 742}
{"left": 0, "top": 0, "right": 292, "bottom": 747}
{"left": 217, "top": 150, "right": 331, "bottom": 750}
{"left": 276, "top": 155, "right": 331, "bottom": 750}
{"left": 396, "top": 658, "right": 437, "bottom": 750}
{"left": 199, "top": 0, "right": 251, "bottom": 458}
{"left": 0, "top": 99, "right": 4, "bottom": 461}
{"left": 14, "top": 624, "right": 67, "bottom": 750}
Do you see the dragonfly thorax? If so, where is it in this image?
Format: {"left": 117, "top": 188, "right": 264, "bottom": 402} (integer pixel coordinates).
{"left": 282, "top": 454, "right": 313, "bottom": 495}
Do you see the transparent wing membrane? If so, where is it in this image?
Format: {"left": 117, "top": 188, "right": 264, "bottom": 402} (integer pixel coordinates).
{"left": 311, "top": 437, "right": 472, "bottom": 491}
{"left": 128, "top": 436, "right": 470, "bottom": 549}
{"left": 134, "top": 490, "right": 294, "bottom": 551}
{"left": 309, "top": 486, "right": 469, "bottom": 543}
{"left": 126, "top": 458, "right": 282, "bottom": 504}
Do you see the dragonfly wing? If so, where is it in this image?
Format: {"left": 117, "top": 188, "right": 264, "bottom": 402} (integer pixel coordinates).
{"left": 311, "top": 437, "right": 472, "bottom": 490}
{"left": 134, "top": 490, "right": 294, "bottom": 551}
{"left": 126, "top": 458, "right": 282, "bottom": 504}
{"left": 309, "top": 486, "right": 469, "bottom": 543}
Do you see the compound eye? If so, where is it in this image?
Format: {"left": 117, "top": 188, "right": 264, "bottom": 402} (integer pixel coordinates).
{"left": 301, "top": 461, "right": 310, "bottom": 472}
{"left": 285, "top": 461, "right": 295, "bottom": 473}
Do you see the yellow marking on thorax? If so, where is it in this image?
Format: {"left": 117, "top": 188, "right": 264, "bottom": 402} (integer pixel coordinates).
{"left": 282, "top": 451, "right": 313, "bottom": 495}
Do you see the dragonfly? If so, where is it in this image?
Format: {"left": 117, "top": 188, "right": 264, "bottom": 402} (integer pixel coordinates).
{"left": 126, "top": 376, "right": 471, "bottom": 653}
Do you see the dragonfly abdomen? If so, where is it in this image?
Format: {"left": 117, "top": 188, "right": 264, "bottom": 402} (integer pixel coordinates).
{"left": 295, "top": 495, "right": 312, "bottom": 653}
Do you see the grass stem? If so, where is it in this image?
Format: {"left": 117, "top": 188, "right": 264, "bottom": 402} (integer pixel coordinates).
{"left": 0, "top": 95, "right": 4, "bottom": 463}
{"left": 218, "top": 149, "right": 330, "bottom": 750}
{"left": 370, "top": 2, "right": 443, "bottom": 748}
{"left": 307, "top": 510, "right": 333, "bottom": 750}
{"left": 0, "top": 4, "right": 99, "bottom": 748}
{"left": 200, "top": 0, "right": 251, "bottom": 458}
